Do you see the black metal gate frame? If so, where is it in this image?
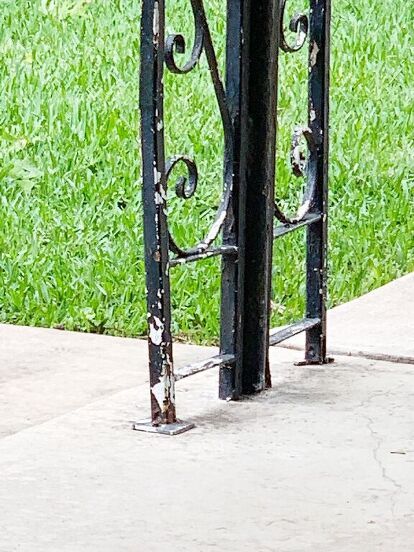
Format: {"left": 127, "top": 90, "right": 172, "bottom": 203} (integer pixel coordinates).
{"left": 134, "top": 0, "right": 331, "bottom": 434}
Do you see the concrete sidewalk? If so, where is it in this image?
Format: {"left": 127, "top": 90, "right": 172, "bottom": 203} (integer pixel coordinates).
{"left": 0, "top": 275, "right": 413, "bottom": 551}
{"left": 279, "top": 272, "right": 414, "bottom": 364}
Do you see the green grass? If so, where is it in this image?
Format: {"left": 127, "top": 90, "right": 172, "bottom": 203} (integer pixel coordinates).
{"left": 0, "top": 0, "right": 412, "bottom": 343}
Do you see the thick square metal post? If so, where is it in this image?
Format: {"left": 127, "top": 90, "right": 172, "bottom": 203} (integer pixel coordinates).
{"left": 219, "top": 0, "right": 249, "bottom": 401}
{"left": 240, "top": 0, "right": 280, "bottom": 394}
{"left": 305, "top": 0, "right": 331, "bottom": 363}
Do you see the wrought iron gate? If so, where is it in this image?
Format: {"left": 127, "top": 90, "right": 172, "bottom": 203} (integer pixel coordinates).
{"left": 134, "top": 0, "right": 331, "bottom": 434}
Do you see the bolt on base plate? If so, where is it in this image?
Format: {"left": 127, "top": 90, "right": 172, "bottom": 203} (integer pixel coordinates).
{"left": 132, "top": 419, "right": 195, "bottom": 436}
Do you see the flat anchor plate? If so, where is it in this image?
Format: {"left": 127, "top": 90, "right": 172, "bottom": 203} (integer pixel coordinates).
{"left": 132, "top": 419, "right": 195, "bottom": 436}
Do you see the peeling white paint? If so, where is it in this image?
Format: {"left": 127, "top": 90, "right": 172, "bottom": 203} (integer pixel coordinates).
{"left": 151, "top": 380, "right": 165, "bottom": 408}
{"left": 310, "top": 109, "right": 316, "bottom": 122}
{"left": 157, "top": 120, "right": 163, "bottom": 131}
{"left": 298, "top": 29, "right": 307, "bottom": 45}
{"left": 154, "top": 191, "right": 163, "bottom": 205}
{"left": 152, "top": 372, "right": 175, "bottom": 409}
{"left": 310, "top": 41, "right": 320, "bottom": 67}
{"left": 202, "top": 209, "right": 227, "bottom": 246}
{"left": 153, "top": 167, "right": 162, "bottom": 185}
{"left": 297, "top": 199, "right": 311, "bottom": 220}
{"left": 153, "top": 2, "right": 159, "bottom": 38}
{"left": 149, "top": 316, "right": 164, "bottom": 345}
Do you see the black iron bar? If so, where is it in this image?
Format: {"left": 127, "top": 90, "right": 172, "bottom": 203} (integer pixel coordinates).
{"left": 269, "top": 317, "right": 321, "bottom": 346}
{"left": 219, "top": 0, "right": 248, "bottom": 400}
{"left": 240, "top": 0, "right": 280, "bottom": 394}
{"left": 170, "top": 246, "right": 238, "bottom": 268}
{"left": 274, "top": 212, "right": 322, "bottom": 239}
{"left": 176, "top": 354, "right": 235, "bottom": 381}
{"left": 304, "top": 0, "right": 331, "bottom": 363}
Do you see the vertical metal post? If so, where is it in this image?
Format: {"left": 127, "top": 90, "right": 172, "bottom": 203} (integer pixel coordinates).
{"left": 305, "top": 0, "right": 331, "bottom": 363}
{"left": 135, "top": 0, "right": 193, "bottom": 434}
{"left": 219, "top": 0, "right": 248, "bottom": 400}
{"left": 241, "top": 0, "right": 280, "bottom": 394}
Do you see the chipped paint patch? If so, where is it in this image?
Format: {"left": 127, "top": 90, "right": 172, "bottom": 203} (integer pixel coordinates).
{"left": 203, "top": 208, "right": 227, "bottom": 246}
{"left": 153, "top": 167, "right": 162, "bottom": 185}
{"left": 154, "top": 191, "right": 163, "bottom": 205}
{"left": 153, "top": 2, "right": 159, "bottom": 42}
{"left": 149, "top": 316, "right": 164, "bottom": 345}
{"left": 152, "top": 372, "right": 174, "bottom": 409}
{"left": 296, "top": 199, "right": 311, "bottom": 220}
{"left": 151, "top": 380, "right": 165, "bottom": 409}
{"left": 310, "top": 41, "right": 320, "bottom": 67}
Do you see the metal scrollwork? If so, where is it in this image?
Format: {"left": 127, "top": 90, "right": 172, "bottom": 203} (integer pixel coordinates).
{"left": 274, "top": 126, "right": 316, "bottom": 224}
{"left": 290, "top": 126, "right": 313, "bottom": 178}
{"left": 279, "top": 0, "right": 309, "bottom": 53}
{"left": 166, "top": 156, "right": 198, "bottom": 200}
{"left": 165, "top": 3, "right": 204, "bottom": 74}
{"left": 163, "top": 0, "right": 234, "bottom": 259}
{"left": 275, "top": 0, "right": 314, "bottom": 225}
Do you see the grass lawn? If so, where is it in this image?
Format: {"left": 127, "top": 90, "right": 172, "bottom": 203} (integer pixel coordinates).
{"left": 0, "top": 0, "right": 413, "bottom": 343}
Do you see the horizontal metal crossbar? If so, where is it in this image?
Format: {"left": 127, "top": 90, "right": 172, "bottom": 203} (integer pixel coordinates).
{"left": 269, "top": 317, "right": 321, "bottom": 346}
{"left": 273, "top": 212, "right": 322, "bottom": 239}
{"left": 175, "top": 353, "right": 235, "bottom": 381}
{"left": 170, "top": 246, "right": 238, "bottom": 268}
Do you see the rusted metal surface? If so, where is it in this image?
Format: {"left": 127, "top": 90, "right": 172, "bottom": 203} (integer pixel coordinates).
{"left": 138, "top": 0, "right": 331, "bottom": 433}
{"left": 140, "top": 0, "right": 176, "bottom": 428}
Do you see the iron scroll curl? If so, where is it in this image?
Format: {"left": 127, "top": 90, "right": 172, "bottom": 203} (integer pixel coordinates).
{"left": 275, "top": 1, "right": 317, "bottom": 225}
{"left": 279, "top": 0, "right": 309, "bottom": 53}
{"left": 165, "top": 1, "right": 204, "bottom": 74}
{"left": 162, "top": 0, "right": 234, "bottom": 260}
{"left": 274, "top": 126, "right": 317, "bottom": 224}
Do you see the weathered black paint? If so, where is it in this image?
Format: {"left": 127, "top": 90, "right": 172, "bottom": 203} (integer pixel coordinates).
{"left": 140, "top": 0, "right": 176, "bottom": 425}
{"left": 138, "top": 0, "right": 331, "bottom": 431}
{"left": 218, "top": 0, "right": 247, "bottom": 401}
{"left": 240, "top": 0, "right": 280, "bottom": 394}
{"left": 305, "top": 0, "right": 331, "bottom": 364}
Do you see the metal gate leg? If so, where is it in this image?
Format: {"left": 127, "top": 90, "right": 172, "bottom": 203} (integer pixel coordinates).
{"left": 219, "top": 0, "right": 248, "bottom": 401}
{"left": 134, "top": 0, "right": 194, "bottom": 435}
{"left": 304, "top": 0, "right": 332, "bottom": 364}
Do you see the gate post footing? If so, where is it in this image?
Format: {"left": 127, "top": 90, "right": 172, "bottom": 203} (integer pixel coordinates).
{"left": 295, "top": 357, "right": 335, "bottom": 367}
{"left": 132, "top": 420, "right": 195, "bottom": 436}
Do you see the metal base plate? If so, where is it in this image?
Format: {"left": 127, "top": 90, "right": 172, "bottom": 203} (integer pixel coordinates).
{"left": 295, "top": 356, "right": 335, "bottom": 366}
{"left": 132, "top": 419, "right": 195, "bottom": 436}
